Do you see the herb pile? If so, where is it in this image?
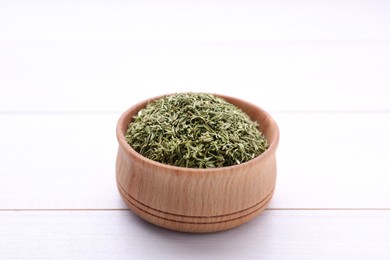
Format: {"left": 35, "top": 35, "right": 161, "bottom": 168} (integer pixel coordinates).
{"left": 126, "top": 93, "right": 269, "bottom": 168}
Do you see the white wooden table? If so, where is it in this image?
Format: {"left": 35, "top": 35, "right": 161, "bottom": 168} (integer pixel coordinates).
{"left": 1, "top": 1, "right": 390, "bottom": 259}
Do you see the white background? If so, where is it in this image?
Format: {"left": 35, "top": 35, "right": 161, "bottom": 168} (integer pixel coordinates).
{"left": 1, "top": 0, "right": 390, "bottom": 259}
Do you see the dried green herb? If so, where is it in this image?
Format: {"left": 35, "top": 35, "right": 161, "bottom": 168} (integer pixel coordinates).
{"left": 126, "top": 93, "right": 269, "bottom": 168}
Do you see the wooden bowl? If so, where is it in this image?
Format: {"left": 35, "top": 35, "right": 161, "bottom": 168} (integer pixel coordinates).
{"left": 116, "top": 94, "right": 279, "bottom": 233}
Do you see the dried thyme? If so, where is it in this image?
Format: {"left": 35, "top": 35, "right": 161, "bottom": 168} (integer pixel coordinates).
{"left": 126, "top": 93, "right": 269, "bottom": 168}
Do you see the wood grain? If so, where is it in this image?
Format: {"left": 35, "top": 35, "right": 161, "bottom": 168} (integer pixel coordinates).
{"left": 0, "top": 113, "right": 389, "bottom": 210}
{"left": 1, "top": 44, "right": 389, "bottom": 112}
{"left": 0, "top": 0, "right": 389, "bottom": 258}
{"left": 116, "top": 94, "right": 279, "bottom": 232}
{"left": 1, "top": 2, "right": 390, "bottom": 112}
{"left": 0, "top": 210, "right": 389, "bottom": 260}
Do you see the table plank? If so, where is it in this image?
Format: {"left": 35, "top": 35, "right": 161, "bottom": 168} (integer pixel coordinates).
{"left": 0, "top": 113, "right": 389, "bottom": 209}
{"left": 0, "top": 42, "right": 389, "bottom": 112}
{"left": 1, "top": 1, "right": 390, "bottom": 112}
{"left": 0, "top": 210, "right": 389, "bottom": 259}
{"left": 0, "top": 114, "right": 120, "bottom": 209}
{"left": 1, "top": 0, "right": 389, "bottom": 43}
{"left": 273, "top": 112, "right": 390, "bottom": 209}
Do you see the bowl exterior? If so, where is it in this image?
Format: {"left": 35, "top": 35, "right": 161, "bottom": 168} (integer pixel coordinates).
{"left": 116, "top": 94, "right": 279, "bottom": 233}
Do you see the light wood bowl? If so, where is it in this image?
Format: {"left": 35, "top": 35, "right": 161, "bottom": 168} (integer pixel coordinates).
{"left": 116, "top": 94, "right": 279, "bottom": 233}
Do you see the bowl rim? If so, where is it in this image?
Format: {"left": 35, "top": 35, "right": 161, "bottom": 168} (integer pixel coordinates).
{"left": 116, "top": 93, "right": 279, "bottom": 174}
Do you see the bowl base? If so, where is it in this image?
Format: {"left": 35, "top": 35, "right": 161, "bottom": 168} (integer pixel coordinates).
{"left": 117, "top": 180, "right": 274, "bottom": 233}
